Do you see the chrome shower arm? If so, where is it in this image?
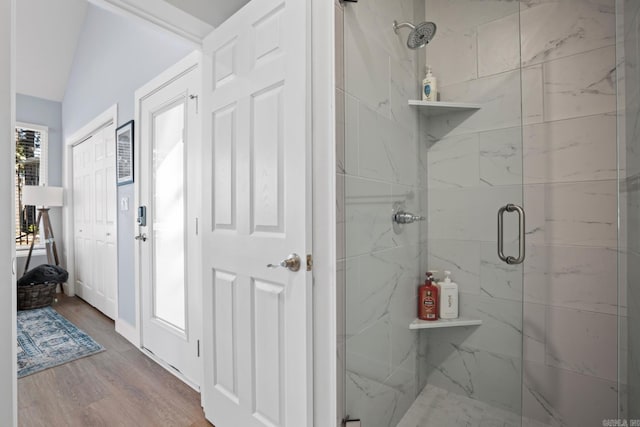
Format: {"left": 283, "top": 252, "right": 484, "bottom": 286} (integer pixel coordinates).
{"left": 393, "top": 20, "right": 416, "bottom": 34}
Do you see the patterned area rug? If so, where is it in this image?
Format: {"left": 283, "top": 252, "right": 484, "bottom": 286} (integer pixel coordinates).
{"left": 17, "top": 307, "right": 105, "bottom": 378}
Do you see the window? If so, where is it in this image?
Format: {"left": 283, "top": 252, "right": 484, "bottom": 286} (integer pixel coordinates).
{"left": 15, "top": 123, "right": 48, "bottom": 250}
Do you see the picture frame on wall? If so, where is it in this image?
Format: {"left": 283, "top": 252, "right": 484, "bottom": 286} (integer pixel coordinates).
{"left": 116, "top": 120, "right": 134, "bottom": 186}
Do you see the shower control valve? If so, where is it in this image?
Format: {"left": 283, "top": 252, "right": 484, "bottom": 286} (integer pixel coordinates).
{"left": 393, "top": 211, "right": 426, "bottom": 224}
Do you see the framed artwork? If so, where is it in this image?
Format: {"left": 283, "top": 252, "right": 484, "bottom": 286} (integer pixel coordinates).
{"left": 116, "top": 120, "right": 134, "bottom": 185}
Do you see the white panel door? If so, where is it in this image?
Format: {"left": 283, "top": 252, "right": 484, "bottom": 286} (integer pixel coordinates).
{"left": 73, "top": 138, "right": 95, "bottom": 304}
{"left": 72, "top": 124, "right": 118, "bottom": 320}
{"left": 92, "top": 125, "right": 118, "bottom": 319}
{"left": 202, "top": 0, "right": 313, "bottom": 425}
{"left": 138, "top": 63, "right": 202, "bottom": 386}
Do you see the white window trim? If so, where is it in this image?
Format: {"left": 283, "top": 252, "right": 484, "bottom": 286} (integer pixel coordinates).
{"left": 15, "top": 121, "right": 49, "bottom": 252}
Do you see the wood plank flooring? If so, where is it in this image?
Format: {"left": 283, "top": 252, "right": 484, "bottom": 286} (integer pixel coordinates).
{"left": 18, "top": 294, "right": 212, "bottom": 427}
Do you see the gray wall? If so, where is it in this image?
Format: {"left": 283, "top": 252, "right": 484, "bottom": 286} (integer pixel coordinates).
{"left": 15, "top": 93, "right": 63, "bottom": 277}
{"left": 624, "top": 0, "right": 640, "bottom": 419}
{"left": 62, "top": 4, "right": 193, "bottom": 326}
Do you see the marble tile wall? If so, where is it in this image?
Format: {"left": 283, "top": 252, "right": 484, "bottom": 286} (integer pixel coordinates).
{"left": 623, "top": 0, "right": 640, "bottom": 419}
{"left": 420, "top": 0, "right": 621, "bottom": 425}
{"left": 419, "top": 0, "right": 525, "bottom": 419}
{"left": 336, "top": 1, "right": 427, "bottom": 426}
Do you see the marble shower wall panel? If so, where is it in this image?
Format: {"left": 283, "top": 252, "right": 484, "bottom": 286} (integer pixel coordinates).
{"left": 522, "top": 65, "right": 544, "bottom": 126}
{"left": 477, "top": 13, "right": 521, "bottom": 78}
{"left": 625, "top": 0, "right": 640, "bottom": 419}
{"left": 520, "top": 0, "right": 616, "bottom": 67}
{"left": 420, "top": 0, "right": 524, "bottom": 415}
{"left": 520, "top": 0, "right": 619, "bottom": 424}
{"left": 524, "top": 245, "right": 619, "bottom": 315}
{"left": 421, "top": 0, "right": 620, "bottom": 424}
{"left": 522, "top": 361, "right": 618, "bottom": 427}
{"left": 542, "top": 46, "right": 617, "bottom": 122}
{"left": 523, "top": 113, "right": 618, "bottom": 184}
{"left": 425, "top": 69, "right": 523, "bottom": 138}
{"left": 524, "top": 180, "right": 618, "bottom": 248}
{"left": 340, "top": 0, "right": 426, "bottom": 425}
{"left": 545, "top": 306, "right": 618, "bottom": 382}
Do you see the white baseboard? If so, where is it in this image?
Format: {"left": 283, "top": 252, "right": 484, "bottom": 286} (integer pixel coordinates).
{"left": 62, "top": 282, "right": 75, "bottom": 297}
{"left": 115, "top": 319, "right": 140, "bottom": 347}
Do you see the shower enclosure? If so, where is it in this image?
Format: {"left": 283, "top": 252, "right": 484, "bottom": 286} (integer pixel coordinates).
{"left": 337, "top": 0, "right": 635, "bottom": 425}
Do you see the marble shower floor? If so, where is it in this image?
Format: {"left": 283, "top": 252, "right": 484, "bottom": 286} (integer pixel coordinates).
{"left": 397, "top": 385, "right": 550, "bottom": 427}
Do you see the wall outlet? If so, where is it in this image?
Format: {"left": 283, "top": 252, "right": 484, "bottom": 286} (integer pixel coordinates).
{"left": 120, "top": 197, "right": 129, "bottom": 211}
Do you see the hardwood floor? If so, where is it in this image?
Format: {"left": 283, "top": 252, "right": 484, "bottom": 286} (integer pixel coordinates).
{"left": 18, "top": 294, "right": 212, "bottom": 427}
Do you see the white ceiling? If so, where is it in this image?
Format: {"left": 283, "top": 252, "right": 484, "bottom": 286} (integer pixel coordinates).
{"left": 16, "top": 0, "right": 88, "bottom": 102}
{"left": 16, "top": 0, "right": 251, "bottom": 103}
{"left": 163, "top": 0, "right": 250, "bottom": 28}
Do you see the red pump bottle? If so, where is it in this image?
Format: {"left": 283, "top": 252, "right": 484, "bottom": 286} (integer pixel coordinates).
{"left": 418, "top": 271, "right": 439, "bottom": 321}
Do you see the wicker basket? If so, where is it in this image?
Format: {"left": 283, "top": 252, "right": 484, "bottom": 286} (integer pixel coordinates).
{"left": 17, "top": 283, "right": 58, "bottom": 310}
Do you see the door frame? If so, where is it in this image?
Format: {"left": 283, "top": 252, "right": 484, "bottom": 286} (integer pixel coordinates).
{"left": 2, "top": 0, "right": 17, "bottom": 423}
{"left": 63, "top": 105, "right": 119, "bottom": 318}
{"left": 133, "top": 50, "right": 202, "bottom": 388}
{"left": 310, "top": 0, "right": 337, "bottom": 425}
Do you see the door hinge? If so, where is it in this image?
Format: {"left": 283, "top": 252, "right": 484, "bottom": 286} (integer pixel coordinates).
{"left": 197, "top": 339, "right": 200, "bottom": 358}
{"left": 189, "top": 94, "right": 199, "bottom": 114}
{"left": 306, "top": 254, "right": 313, "bottom": 271}
{"left": 195, "top": 217, "right": 199, "bottom": 235}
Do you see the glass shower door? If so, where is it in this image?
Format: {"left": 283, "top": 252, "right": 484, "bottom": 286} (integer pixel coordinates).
{"left": 338, "top": 0, "right": 525, "bottom": 426}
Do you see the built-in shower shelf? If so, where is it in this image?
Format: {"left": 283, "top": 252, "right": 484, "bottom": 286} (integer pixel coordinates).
{"left": 410, "top": 318, "right": 483, "bottom": 330}
{"left": 408, "top": 100, "right": 482, "bottom": 117}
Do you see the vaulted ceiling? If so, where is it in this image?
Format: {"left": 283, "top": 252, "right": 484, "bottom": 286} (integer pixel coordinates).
{"left": 16, "top": 0, "right": 88, "bottom": 102}
{"left": 16, "top": 0, "right": 251, "bottom": 102}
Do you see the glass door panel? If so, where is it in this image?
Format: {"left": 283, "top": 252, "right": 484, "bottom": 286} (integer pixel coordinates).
{"left": 152, "top": 101, "right": 186, "bottom": 331}
{"left": 339, "top": 1, "right": 524, "bottom": 426}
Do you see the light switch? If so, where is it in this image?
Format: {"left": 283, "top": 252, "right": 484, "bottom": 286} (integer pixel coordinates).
{"left": 120, "top": 197, "right": 129, "bottom": 211}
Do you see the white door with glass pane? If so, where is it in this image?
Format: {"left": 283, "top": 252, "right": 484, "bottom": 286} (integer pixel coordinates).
{"left": 72, "top": 124, "right": 117, "bottom": 319}
{"left": 201, "top": 0, "right": 313, "bottom": 425}
{"left": 138, "top": 59, "right": 201, "bottom": 386}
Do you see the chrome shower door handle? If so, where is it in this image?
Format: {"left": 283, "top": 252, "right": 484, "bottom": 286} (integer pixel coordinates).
{"left": 511, "top": 204, "right": 526, "bottom": 265}
{"left": 497, "top": 205, "right": 508, "bottom": 263}
{"left": 497, "top": 204, "right": 526, "bottom": 265}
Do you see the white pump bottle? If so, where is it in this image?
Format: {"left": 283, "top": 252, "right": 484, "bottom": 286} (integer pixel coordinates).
{"left": 438, "top": 270, "right": 459, "bottom": 319}
{"left": 422, "top": 65, "right": 438, "bottom": 102}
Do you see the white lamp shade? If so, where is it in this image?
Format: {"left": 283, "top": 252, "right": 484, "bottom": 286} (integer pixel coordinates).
{"left": 22, "top": 185, "right": 64, "bottom": 207}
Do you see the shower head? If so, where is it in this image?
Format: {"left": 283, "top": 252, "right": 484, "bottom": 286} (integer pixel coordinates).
{"left": 393, "top": 20, "right": 437, "bottom": 49}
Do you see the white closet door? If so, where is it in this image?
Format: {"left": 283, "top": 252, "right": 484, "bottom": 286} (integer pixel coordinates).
{"left": 73, "top": 138, "right": 95, "bottom": 304}
{"left": 92, "top": 125, "right": 117, "bottom": 319}
{"left": 73, "top": 124, "right": 118, "bottom": 319}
